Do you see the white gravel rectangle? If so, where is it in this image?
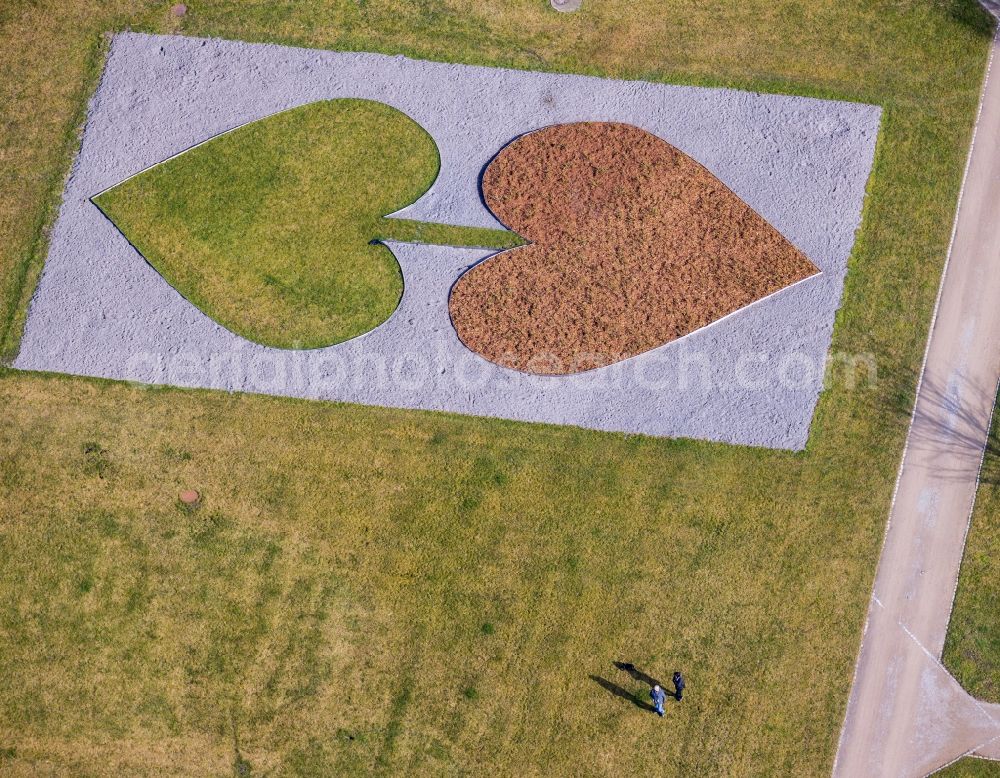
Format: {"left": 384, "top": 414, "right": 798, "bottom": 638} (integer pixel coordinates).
{"left": 13, "top": 32, "right": 881, "bottom": 449}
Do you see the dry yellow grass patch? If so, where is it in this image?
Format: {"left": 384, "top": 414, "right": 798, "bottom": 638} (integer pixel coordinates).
{"left": 0, "top": 0, "right": 995, "bottom": 775}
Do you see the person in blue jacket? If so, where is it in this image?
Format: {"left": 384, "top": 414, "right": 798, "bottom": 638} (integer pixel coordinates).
{"left": 673, "top": 671, "right": 686, "bottom": 701}
{"left": 650, "top": 684, "right": 667, "bottom": 717}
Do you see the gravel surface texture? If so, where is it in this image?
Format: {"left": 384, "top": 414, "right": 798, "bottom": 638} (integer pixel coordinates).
{"left": 14, "top": 33, "right": 881, "bottom": 449}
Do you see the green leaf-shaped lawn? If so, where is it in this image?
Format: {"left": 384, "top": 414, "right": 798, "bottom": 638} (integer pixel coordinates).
{"left": 94, "top": 99, "right": 519, "bottom": 349}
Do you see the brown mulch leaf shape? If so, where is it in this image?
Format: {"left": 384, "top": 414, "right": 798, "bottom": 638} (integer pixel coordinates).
{"left": 448, "top": 122, "right": 819, "bottom": 375}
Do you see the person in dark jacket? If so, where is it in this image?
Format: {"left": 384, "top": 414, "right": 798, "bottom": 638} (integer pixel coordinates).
{"left": 650, "top": 684, "right": 667, "bottom": 717}
{"left": 673, "top": 671, "right": 685, "bottom": 701}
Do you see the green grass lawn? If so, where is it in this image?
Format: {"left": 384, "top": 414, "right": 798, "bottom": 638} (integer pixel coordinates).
{"left": 95, "top": 98, "right": 518, "bottom": 349}
{"left": 935, "top": 758, "right": 1000, "bottom": 777}
{"left": 943, "top": 394, "right": 1000, "bottom": 701}
{"left": 0, "top": 0, "right": 995, "bottom": 775}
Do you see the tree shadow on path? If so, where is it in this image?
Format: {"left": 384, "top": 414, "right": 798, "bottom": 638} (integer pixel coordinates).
{"left": 878, "top": 365, "right": 1000, "bottom": 485}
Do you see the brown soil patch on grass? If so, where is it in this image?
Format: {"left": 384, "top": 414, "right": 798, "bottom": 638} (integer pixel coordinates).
{"left": 449, "top": 122, "right": 819, "bottom": 375}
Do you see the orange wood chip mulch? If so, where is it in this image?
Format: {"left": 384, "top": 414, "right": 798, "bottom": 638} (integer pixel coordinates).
{"left": 448, "top": 122, "right": 819, "bottom": 375}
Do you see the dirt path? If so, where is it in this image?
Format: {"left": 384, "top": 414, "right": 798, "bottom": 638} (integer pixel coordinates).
{"left": 833, "top": 23, "right": 1000, "bottom": 778}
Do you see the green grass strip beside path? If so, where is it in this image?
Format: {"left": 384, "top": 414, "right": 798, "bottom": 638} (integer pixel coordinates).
{"left": 944, "top": 386, "right": 1000, "bottom": 701}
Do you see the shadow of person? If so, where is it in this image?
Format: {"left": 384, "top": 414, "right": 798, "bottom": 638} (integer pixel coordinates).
{"left": 613, "top": 661, "right": 663, "bottom": 690}
{"left": 590, "top": 675, "right": 656, "bottom": 712}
